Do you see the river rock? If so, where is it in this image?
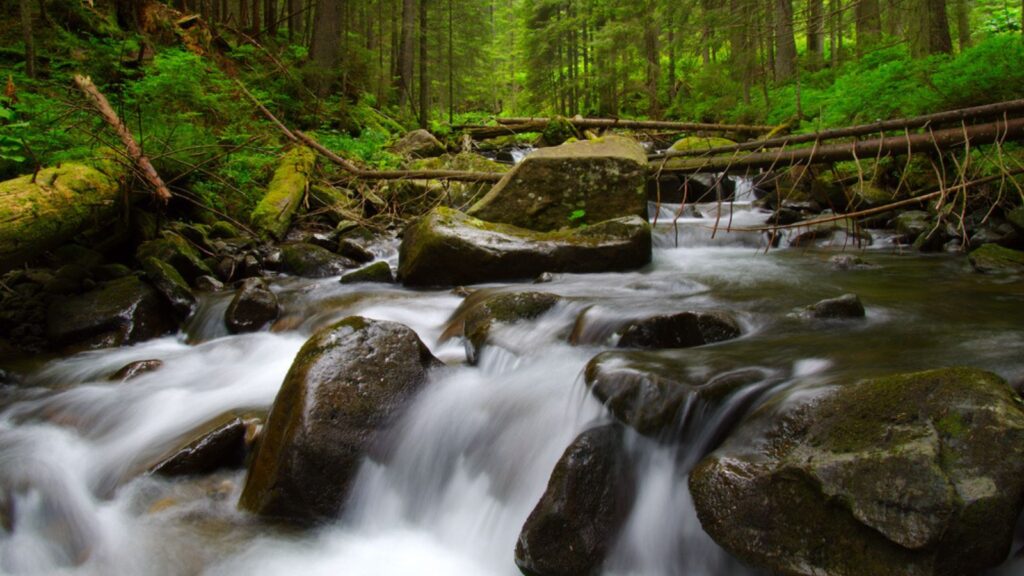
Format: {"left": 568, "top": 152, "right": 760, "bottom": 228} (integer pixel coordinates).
{"left": 135, "top": 233, "right": 213, "bottom": 284}
{"left": 224, "top": 278, "right": 279, "bottom": 334}
{"left": 391, "top": 129, "right": 446, "bottom": 159}
{"left": 339, "top": 261, "right": 394, "bottom": 284}
{"left": 802, "top": 293, "right": 866, "bottom": 319}
{"left": 616, "top": 311, "right": 741, "bottom": 350}
{"left": 689, "top": 367, "right": 1024, "bottom": 576}
{"left": 1007, "top": 206, "right": 1024, "bottom": 234}
{"left": 398, "top": 207, "right": 651, "bottom": 287}
{"left": 46, "top": 276, "right": 176, "bottom": 349}
{"left": 968, "top": 244, "right": 1024, "bottom": 274}
{"left": 337, "top": 239, "right": 375, "bottom": 263}
{"left": 515, "top": 424, "right": 634, "bottom": 576}
{"left": 454, "top": 291, "right": 562, "bottom": 364}
{"left": 239, "top": 317, "right": 442, "bottom": 523}
{"left": 279, "top": 242, "right": 356, "bottom": 278}
{"left": 468, "top": 136, "right": 648, "bottom": 232}
{"left": 151, "top": 413, "right": 257, "bottom": 477}
{"left": 584, "top": 351, "right": 767, "bottom": 438}
{"left": 142, "top": 257, "right": 197, "bottom": 320}
{"left": 109, "top": 359, "right": 164, "bottom": 382}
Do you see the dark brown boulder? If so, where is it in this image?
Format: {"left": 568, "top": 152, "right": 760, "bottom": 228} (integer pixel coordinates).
{"left": 224, "top": 278, "right": 280, "bottom": 334}
{"left": 616, "top": 311, "right": 741, "bottom": 349}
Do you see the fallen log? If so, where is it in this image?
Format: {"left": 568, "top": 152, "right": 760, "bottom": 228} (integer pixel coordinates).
{"left": 656, "top": 117, "right": 1024, "bottom": 174}
{"left": 492, "top": 117, "right": 777, "bottom": 134}
{"left": 652, "top": 99, "right": 1024, "bottom": 160}
{"left": 0, "top": 164, "right": 122, "bottom": 271}
{"left": 74, "top": 75, "right": 173, "bottom": 203}
{"left": 250, "top": 147, "right": 316, "bottom": 241}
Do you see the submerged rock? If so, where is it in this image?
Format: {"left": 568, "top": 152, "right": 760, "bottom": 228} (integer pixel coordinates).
{"left": 337, "top": 239, "right": 375, "bottom": 263}
{"left": 109, "top": 359, "right": 164, "bottom": 382}
{"left": 455, "top": 291, "right": 562, "bottom": 364}
{"left": 968, "top": 244, "right": 1024, "bottom": 274}
{"left": 468, "top": 136, "right": 648, "bottom": 232}
{"left": 616, "top": 311, "right": 741, "bottom": 350}
{"left": 398, "top": 207, "right": 651, "bottom": 287}
{"left": 802, "top": 293, "right": 866, "bottom": 319}
{"left": 515, "top": 424, "right": 634, "bottom": 576}
{"left": 239, "top": 317, "right": 441, "bottom": 523}
{"left": 279, "top": 242, "right": 356, "bottom": 278}
{"left": 224, "top": 278, "right": 279, "bottom": 334}
{"left": 46, "top": 276, "right": 175, "bottom": 349}
{"left": 151, "top": 413, "right": 258, "bottom": 477}
{"left": 339, "top": 261, "right": 394, "bottom": 284}
{"left": 690, "top": 367, "right": 1024, "bottom": 576}
{"left": 584, "top": 351, "right": 767, "bottom": 438}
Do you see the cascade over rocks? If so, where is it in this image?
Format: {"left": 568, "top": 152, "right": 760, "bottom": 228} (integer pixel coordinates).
{"left": 150, "top": 412, "right": 259, "bottom": 477}
{"left": 442, "top": 290, "right": 562, "bottom": 365}
{"left": 239, "top": 317, "right": 442, "bottom": 524}
{"left": 398, "top": 207, "right": 651, "bottom": 287}
{"left": 584, "top": 351, "right": 769, "bottom": 438}
{"left": 468, "top": 136, "right": 648, "bottom": 232}
{"left": 515, "top": 424, "right": 634, "bottom": 576}
{"left": 689, "top": 367, "right": 1024, "bottom": 576}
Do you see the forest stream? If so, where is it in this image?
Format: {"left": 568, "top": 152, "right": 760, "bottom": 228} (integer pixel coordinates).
{"left": 1, "top": 183, "right": 1023, "bottom": 576}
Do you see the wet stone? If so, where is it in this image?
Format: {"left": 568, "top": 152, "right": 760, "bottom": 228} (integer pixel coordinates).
{"left": 109, "top": 359, "right": 164, "bottom": 382}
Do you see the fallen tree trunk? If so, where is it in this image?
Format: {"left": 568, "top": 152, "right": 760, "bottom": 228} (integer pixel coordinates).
{"left": 492, "top": 117, "right": 777, "bottom": 133}
{"left": 74, "top": 75, "right": 173, "bottom": 203}
{"left": 652, "top": 99, "right": 1024, "bottom": 160}
{"left": 656, "top": 117, "right": 1024, "bottom": 174}
{"left": 0, "top": 165, "right": 122, "bottom": 271}
{"left": 249, "top": 147, "right": 317, "bottom": 241}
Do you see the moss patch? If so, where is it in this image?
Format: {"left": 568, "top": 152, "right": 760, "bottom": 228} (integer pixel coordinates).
{"left": 249, "top": 147, "right": 317, "bottom": 241}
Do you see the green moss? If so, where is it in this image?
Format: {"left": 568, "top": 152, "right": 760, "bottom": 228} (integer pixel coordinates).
{"left": 670, "top": 136, "right": 736, "bottom": 152}
{"left": 968, "top": 244, "right": 1024, "bottom": 274}
{"left": 250, "top": 147, "right": 317, "bottom": 241}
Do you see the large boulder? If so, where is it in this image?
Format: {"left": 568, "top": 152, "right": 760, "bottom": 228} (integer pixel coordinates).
{"left": 468, "top": 136, "right": 648, "bottom": 231}
{"left": 398, "top": 207, "right": 651, "bottom": 287}
{"left": 584, "top": 351, "right": 767, "bottom": 438}
{"left": 690, "top": 367, "right": 1024, "bottom": 576}
{"left": 239, "top": 317, "right": 441, "bottom": 523}
{"left": 390, "top": 129, "right": 446, "bottom": 159}
{"left": 616, "top": 311, "right": 741, "bottom": 349}
{"left": 46, "top": 276, "right": 176, "bottom": 349}
{"left": 515, "top": 424, "right": 634, "bottom": 576}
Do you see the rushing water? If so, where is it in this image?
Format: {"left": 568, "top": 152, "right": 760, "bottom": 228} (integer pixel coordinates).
{"left": 1, "top": 178, "right": 1023, "bottom": 575}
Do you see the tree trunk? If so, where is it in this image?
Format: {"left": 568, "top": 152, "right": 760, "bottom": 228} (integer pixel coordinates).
{"left": 643, "top": 0, "right": 660, "bottom": 118}
{"left": 806, "top": 0, "right": 824, "bottom": 69}
{"left": 418, "top": 0, "right": 429, "bottom": 129}
{"left": 265, "top": 0, "right": 277, "bottom": 36}
{"left": 20, "top": 0, "right": 35, "bottom": 79}
{"left": 855, "top": 0, "right": 881, "bottom": 56}
{"left": 309, "top": 0, "right": 342, "bottom": 95}
{"left": 447, "top": 0, "right": 453, "bottom": 125}
{"left": 398, "top": 0, "right": 415, "bottom": 111}
{"left": 250, "top": 0, "right": 260, "bottom": 35}
{"left": 909, "top": 0, "right": 952, "bottom": 57}
{"left": 774, "top": 0, "right": 797, "bottom": 81}
{"left": 955, "top": 0, "right": 971, "bottom": 50}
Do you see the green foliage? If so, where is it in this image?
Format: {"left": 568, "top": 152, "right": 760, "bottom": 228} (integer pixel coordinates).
{"left": 316, "top": 129, "right": 402, "bottom": 170}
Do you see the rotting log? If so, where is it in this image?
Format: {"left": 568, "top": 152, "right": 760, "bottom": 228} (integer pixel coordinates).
{"left": 74, "top": 75, "right": 173, "bottom": 203}
{"left": 490, "top": 117, "right": 778, "bottom": 134}
{"left": 250, "top": 146, "right": 317, "bottom": 241}
{"left": 655, "top": 117, "right": 1024, "bottom": 174}
{"left": 651, "top": 99, "right": 1024, "bottom": 160}
{"left": 0, "top": 165, "right": 121, "bottom": 272}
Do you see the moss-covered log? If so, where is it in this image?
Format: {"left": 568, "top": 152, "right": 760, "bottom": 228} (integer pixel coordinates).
{"left": 0, "top": 165, "right": 121, "bottom": 272}
{"left": 249, "top": 147, "right": 316, "bottom": 241}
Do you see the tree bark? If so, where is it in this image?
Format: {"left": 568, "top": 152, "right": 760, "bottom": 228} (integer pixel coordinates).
{"left": 20, "top": 0, "right": 35, "bottom": 79}
{"left": 855, "top": 0, "right": 881, "bottom": 56}
{"left": 642, "top": 0, "right": 660, "bottom": 118}
{"left": 955, "top": 0, "right": 971, "bottom": 50}
{"left": 656, "top": 117, "right": 1024, "bottom": 174}
{"left": 774, "top": 0, "right": 797, "bottom": 81}
{"left": 909, "top": 0, "right": 952, "bottom": 56}
{"left": 73, "top": 75, "right": 172, "bottom": 203}
{"left": 418, "top": 0, "right": 428, "bottom": 129}
{"left": 807, "top": 0, "right": 824, "bottom": 69}
{"left": 309, "top": 0, "right": 342, "bottom": 95}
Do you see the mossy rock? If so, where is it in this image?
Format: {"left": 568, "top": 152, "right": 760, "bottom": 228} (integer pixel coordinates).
{"left": 249, "top": 147, "right": 317, "bottom": 241}
{"left": 1007, "top": 206, "right": 1024, "bottom": 235}
{"left": 238, "top": 317, "right": 442, "bottom": 524}
{"left": 339, "top": 261, "right": 394, "bottom": 284}
{"left": 468, "top": 136, "right": 649, "bottom": 232}
{"left": 398, "top": 207, "right": 652, "bottom": 287}
{"left": 382, "top": 153, "right": 509, "bottom": 216}
{"left": 800, "top": 293, "right": 866, "bottom": 320}
{"left": 451, "top": 290, "right": 562, "bottom": 364}
{"left": 690, "top": 367, "right": 1024, "bottom": 576}
{"left": 515, "top": 424, "right": 634, "bottom": 576}
{"left": 669, "top": 136, "right": 736, "bottom": 152}
{"left": 0, "top": 164, "right": 121, "bottom": 273}
{"left": 135, "top": 233, "right": 214, "bottom": 284}
{"left": 45, "top": 276, "right": 176, "bottom": 350}
{"left": 540, "top": 116, "right": 578, "bottom": 146}
{"left": 279, "top": 242, "right": 356, "bottom": 278}
{"left": 968, "top": 244, "right": 1024, "bottom": 274}
{"left": 142, "top": 257, "right": 196, "bottom": 320}
{"left": 390, "top": 129, "right": 446, "bottom": 159}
